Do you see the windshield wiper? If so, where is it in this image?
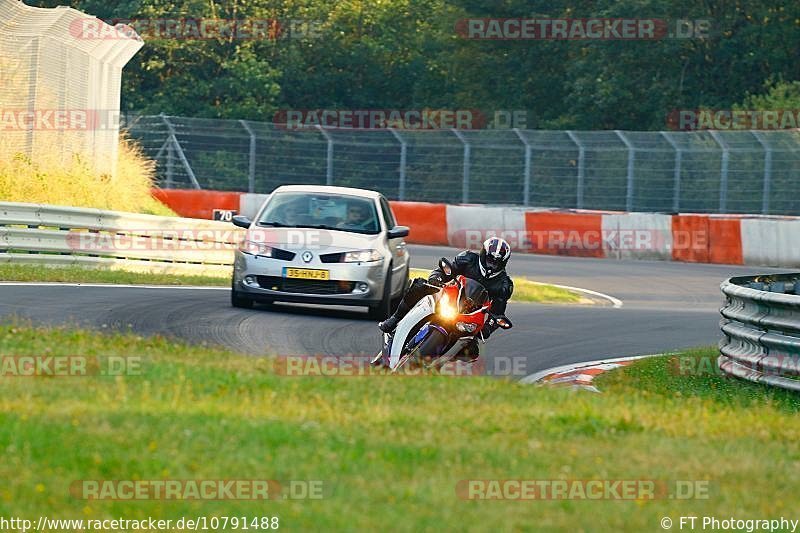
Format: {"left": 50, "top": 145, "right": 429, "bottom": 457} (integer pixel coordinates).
{"left": 297, "top": 224, "right": 379, "bottom": 235}
{"left": 257, "top": 221, "right": 291, "bottom": 227}
{"left": 296, "top": 224, "right": 340, "bottom": 231}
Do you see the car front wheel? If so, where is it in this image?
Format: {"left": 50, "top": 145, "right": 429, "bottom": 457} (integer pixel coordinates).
{"left": 368, "top": 268, "right": 393, "bottom": 320}
{"left": 231, "top": 280, "right": 254, "bottom": 309}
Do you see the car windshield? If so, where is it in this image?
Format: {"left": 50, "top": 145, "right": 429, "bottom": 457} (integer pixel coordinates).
{"left": 257, "top": 193, "right": 380, "bottom": 234}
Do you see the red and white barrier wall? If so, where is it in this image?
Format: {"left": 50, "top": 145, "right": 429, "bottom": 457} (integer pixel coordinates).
{"left": 153, "top": 189, "right": 800, "bottom": 268}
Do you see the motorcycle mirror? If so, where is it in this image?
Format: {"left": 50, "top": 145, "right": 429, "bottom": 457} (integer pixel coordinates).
{"left": 494, "top": 316, "right": 513, "bottom": 329}
{"left": 439, "top": 257, "right": 453, "bottom": 277}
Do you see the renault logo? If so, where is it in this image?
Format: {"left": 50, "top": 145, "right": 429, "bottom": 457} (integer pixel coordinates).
{"left": 302, "top": 251, "right": 313, "bottom": 263}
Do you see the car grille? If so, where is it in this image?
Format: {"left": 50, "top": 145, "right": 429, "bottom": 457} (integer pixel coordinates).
{"left": 272, "top": 248, "right": 296, "bottom": 261}
{"left": 256, "top": 276, "right": 356, "bottom": 295}
{"left": 320, "top": 252, "right": 343, "bottom": 263}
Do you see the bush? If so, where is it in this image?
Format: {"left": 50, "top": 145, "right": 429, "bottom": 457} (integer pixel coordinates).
{"left": 0, "top": 137, "right": 174, "bottom": 216}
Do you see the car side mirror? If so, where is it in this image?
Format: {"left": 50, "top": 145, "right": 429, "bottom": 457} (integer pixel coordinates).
{"left": 387, "top": 226, "right": 409, "bottom": 239}
{"left": 231, "top": 215, "right": 252, "bottom": 228}
{"left": 439, "top": 257, "right": 454, "bottom": 277}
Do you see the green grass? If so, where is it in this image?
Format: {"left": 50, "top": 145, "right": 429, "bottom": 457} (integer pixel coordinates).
{"left": 0, "top": 264, "right": 228, "bottom": 286}
{"left": 1, "top": 328, "right": 798, "bottom": 531}
{"left": 410, "top": 268, "right": 583, "bottom": 304}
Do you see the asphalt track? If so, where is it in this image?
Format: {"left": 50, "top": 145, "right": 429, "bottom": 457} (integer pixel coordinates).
{"left": 0, "top": 244, "right": 790, "bottom": 377}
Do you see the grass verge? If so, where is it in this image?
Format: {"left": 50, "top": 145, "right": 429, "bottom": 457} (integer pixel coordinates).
{"left": 410, "top": 268, "right": 583, "bottom": 304}
{"left": 0, "top": 265, "right": 583, "bottom": 306}
{"left": 1, "top": 328, "right": 797, "bottom": 531}
{"left": 0, "top": 264, "right": 228, "bottom": 287}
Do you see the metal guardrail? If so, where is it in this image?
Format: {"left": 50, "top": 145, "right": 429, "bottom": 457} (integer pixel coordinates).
{"left": 0, "top": 202, "right": 241, "bottom": 277}
{"left": 719, "top": 273, "right": 800, "bottom": 391}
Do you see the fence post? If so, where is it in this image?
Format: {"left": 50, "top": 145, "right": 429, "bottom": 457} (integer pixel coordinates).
{"left": 160, "top": 114, "right": 201, "bottom": 189}
{"left": 751, "top": 131, "right": 772, "bottom": 215}
{"left": 388, "top": 128, "right": 407, "bottom": 201}
{"left": 566, "top": 131, "right": 585, "bottom": 209}
{"left": 615, "top": 130, "right": 636, "bottom": 212}
{"left": 452, "top": 129, "right": 470, "bottom": 203}
{"left": 239, "top": 120, "right": 257, "bottom": 193}
{"left": 708, "top": 131, "right": 729, "bottom": 213}
{"left": 159, "top": 113, "right": 174, "bottom": 188}
{"left": 513, "top": 128, "right": 531, "bottom": 206}
{"left": 153, "top": 137, "right": 173, "bottom": 188}
{"left": 660, "top": 132, "right": 682, "bottom": 212}
{"left": 317, "top": 125, "right": 334, "bottom": 185}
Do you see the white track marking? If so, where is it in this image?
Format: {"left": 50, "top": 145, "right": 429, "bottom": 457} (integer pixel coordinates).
{"left": 529, "top": 281, "right": 623, "bottom": 308}
{"left": 0, "top": 282, "right": 228, "bottom": 290}
{"left": 521, "top": 353, "right": 668, "bottom": 384}
{"left": 0, "top": 281, "right": 623, "bottom": 309}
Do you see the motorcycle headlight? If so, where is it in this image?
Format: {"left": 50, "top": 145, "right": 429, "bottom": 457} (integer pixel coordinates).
{"left": 456, "top": 322, "right": 477, "bottom": 333}
{"left": 343, "top": 249, "right": 382, "bottom": 263}
{"left": 438, "top": 293, "right": 458, "bottom": 320}
{"left": 239, "top": 240, "right": 273, "bottom": 257}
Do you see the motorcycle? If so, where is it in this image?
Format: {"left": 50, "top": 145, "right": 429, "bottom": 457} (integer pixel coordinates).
{"left": 372, "top": 258, "right": 512, "bottom": 372}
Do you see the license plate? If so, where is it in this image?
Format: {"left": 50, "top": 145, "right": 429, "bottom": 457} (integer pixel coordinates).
{"left": 283, "top": 268, "right": 330, "bottom": 280}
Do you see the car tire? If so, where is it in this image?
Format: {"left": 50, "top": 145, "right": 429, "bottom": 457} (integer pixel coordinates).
{"left": 368, "top": 266, "right": 393, "bottom": 320}
{"left": 231, "top": 280, "right": 254, "bottom": 309}
{"left": 390, "top": 265, "right": 409, "bottom": 311}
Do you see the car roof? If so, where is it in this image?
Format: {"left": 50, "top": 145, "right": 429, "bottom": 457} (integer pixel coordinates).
{"left": 271, "top": 185, "right": 383, "bottom": 200}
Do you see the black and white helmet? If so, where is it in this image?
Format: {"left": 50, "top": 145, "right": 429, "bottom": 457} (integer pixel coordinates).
{"left": 479, "top": 237, "right": 511, "bottom": 278}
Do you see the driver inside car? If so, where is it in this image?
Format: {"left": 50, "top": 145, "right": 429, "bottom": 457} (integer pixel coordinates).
{"left": 338, "top": 202, "right": 373, "bottom": 231}
{"left": 378, "top": 237, "right": 514, "bottom": 363}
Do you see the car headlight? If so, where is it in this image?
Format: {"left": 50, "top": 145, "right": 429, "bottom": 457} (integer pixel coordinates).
{"left": 343, "top": 249, "right": 382, "bottom": 263}
{"left": 456, "top": 322, "right": 477, "bottom": 333}
{"left": 438, "top": 293, "right": 458, "bottom": 320}
{"left": 239, "top": 240, "right": 273, "bottom": 257}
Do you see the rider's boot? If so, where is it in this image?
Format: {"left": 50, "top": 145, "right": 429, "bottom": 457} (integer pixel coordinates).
{"left": 378, "top": 300, "right": 410, "bottom": 333}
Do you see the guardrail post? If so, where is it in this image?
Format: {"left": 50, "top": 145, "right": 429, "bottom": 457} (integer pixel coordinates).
{"left": 317, "top": 125, "right": 334, "bottom": 185}
{"left": 160, "top": 114, "right": 201, "bottom": 189}
{"left": 388, "top": 128, "right": 407, "bottom": 201}
{"left": 452, "top": 129, "right": 471, "bottom": 204}
{"left": 239, "top": 120, "right": 257, "bottom": 193}
{"left": 660, "top": 132, "right": 682, "bottom": 212}
{"left": 513, "top": 128, "right": 532, "bottom": 206}
{"left": 708, "top": 131, "right": 729, "bottom": 213}
{"left": 751, "top": 131, "right": 772, "bottom": 215}
{"left": 566, "top": 131, "right": 585, "bottom": 209}
{"left": 615, "top": 130, "right": 636, "bottom": 212}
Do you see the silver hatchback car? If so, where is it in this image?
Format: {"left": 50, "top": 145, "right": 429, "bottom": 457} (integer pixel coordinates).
{"left": 230, "top": 185, "right": 410, "bottom": 318}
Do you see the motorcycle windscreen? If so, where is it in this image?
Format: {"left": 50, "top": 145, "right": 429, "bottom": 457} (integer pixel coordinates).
{"left": 459, "top": 278, "right": 489, "bottom": 313}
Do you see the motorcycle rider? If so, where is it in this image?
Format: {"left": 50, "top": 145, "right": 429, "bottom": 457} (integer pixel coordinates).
{"left": 378, "top": 237, "right": 513, "bottom": 362}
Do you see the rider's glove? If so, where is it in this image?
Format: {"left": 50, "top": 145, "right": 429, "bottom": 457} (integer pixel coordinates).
{"left": 428, "top": 273, "right": 445, "bottom": 287}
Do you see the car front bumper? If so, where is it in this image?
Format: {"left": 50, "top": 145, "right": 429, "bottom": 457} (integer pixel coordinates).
{"left": 232, "top": 250, "right": 388, "bottom": 306}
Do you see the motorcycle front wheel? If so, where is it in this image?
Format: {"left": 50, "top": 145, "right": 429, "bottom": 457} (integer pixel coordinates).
{"left": 394, "top": 327, "right": 448, "bottom": 371}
